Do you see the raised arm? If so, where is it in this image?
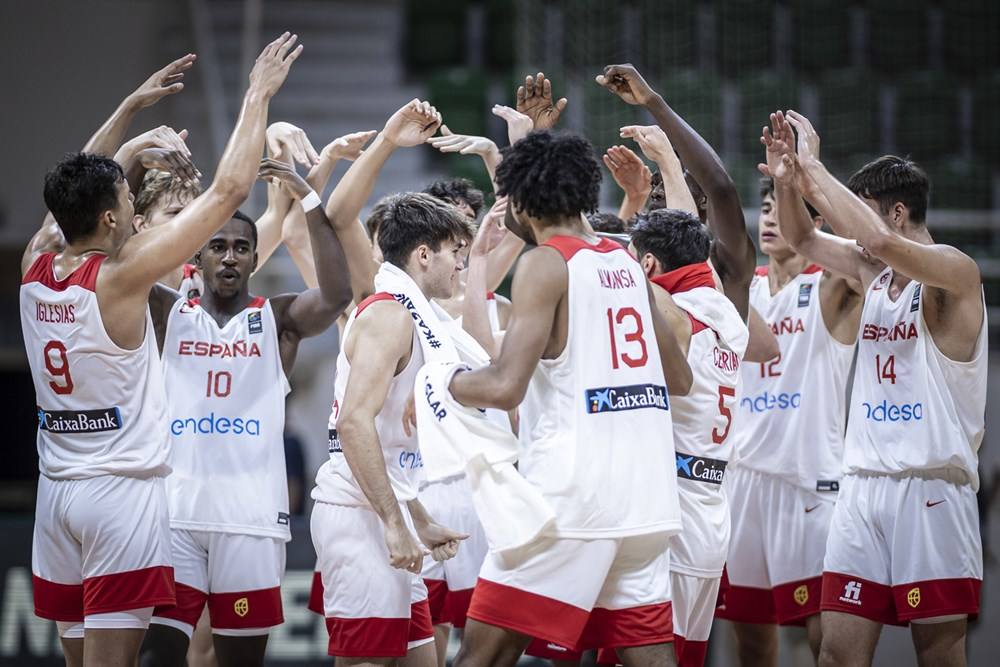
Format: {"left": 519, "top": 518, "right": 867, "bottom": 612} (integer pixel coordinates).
{"left": 337, "top": 303, "right": 426, "bottom": 573}
{"left": 111, "top": 32, "right": 302, "bottom": 290}
{"left": 620, "top": 125, "right": 699, "bottom": 216}
{"left": 462, "top": 198, "right": 510, "bottom": 357}
{"left": 324, "top": 100, "right": 442, "bottom": 303}
{"left": 516, "top": 72, "right": 568, "bottom": 131}
{"left": 604, "top": 145, "right": 652, "bottom": 221}
{"left": 259, "top": 159, "right": 352, "bottom": 350}
{"left": 598, "top": 64, "right": 755, "bottom": 318}
{"left": 425, "top": 125, "right": 501, "bottom": 185}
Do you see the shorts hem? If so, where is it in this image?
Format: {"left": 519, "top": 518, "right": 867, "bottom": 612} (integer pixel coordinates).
{"left": 324, "top": 616, "right": 410, "bottom": 658}
{"left": 466, "top": 578, "right": 587, "bottom": 648}
{"left": 714, "top": 584, "right": 777, "bottom": 624}
{"left": 774, "top": 576, "right": 823, "bottom": 625}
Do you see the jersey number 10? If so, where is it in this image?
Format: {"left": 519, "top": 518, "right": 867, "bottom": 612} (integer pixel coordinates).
{"left": 606, "top": 307, "right": 648, "bottom": 369}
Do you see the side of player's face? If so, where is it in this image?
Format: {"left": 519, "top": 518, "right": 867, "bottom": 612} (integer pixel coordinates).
{"left": 648, "top": 172, "right": 665, "bottom": 211}
{"left": 371, "top": 229, "right": 384, "bottom": 264}
{"left": 757, "top": 193, "right": 791, "bottom": 257}
{"left": 111, "top": 180, "right": 136, "bottom": 245}
{"left": 141, "top": 192, "right": 193, "bottom": 231}
{"left": 426, "top": 237, "right": 467, "bottom": 299}
{"left": 199, "top": 218, "right": 257, "bottom": 297}
{"left": 449, "top": 198, "right": 476, "bottom": 220}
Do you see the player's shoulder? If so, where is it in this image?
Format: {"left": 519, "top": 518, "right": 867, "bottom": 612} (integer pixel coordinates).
{"left": 351, "top": 292, "right": 409, "bottom": 329}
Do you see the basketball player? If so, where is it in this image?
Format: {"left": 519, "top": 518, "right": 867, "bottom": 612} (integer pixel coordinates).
{"left": 309, "top": 100, "right": 470, "bottom": 664}
{"left": 711, "top": 111, "right": 863, "bottom": 665}
{"left": 22, "top": 34, "right": 300, "bottom": 667}
{"left": 137, "top": 155, "right": 352, "bottom": 666}
{"left": 447, "top": 128, "right": 692, "bottom": 667}
{"left": 768, "top": 111, "right": 985, "bottom": 667}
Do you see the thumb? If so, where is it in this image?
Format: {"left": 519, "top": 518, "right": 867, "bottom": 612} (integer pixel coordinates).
{"left": 178, "top": 129, "right": 189, "bottom": 141}
{"left": 555, "top": 98, "right": 568, "bottom": 112}
{"left": 757, "top": 163, "right": 772, "bottom": 177}
{"left": 440, "top": 124, "right": 453, "bottom": 136}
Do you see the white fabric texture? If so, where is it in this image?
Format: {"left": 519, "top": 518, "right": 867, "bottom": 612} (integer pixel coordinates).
{"left": 671, "top": 286, "right": 749, "bottom": 358}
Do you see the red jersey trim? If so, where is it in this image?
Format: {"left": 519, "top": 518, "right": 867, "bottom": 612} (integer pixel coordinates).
{"left": 650, "top": 261, "right": 716, "bottom": 294}
{"left": 32, "top": 575, "right": 84, "bottom": 622}
{"left": 182, "top": 263, "right": 199, "bottom": 279}
{"left": 467, "top": 577, "right": 590, "bottom": 649}
{"left": 688, "top": 312, "right": 710, "bottom": 336}
{"left": 486, "top": 291, "right": 496, "bottom": 300}
{"left": 354, "top": 291, "right": 396, "bottom": 317}
{"left": 186, "top": 295, "right": 266, "bottom": 310}
{"left": 22, "top": 252, "right": 107, "bottom": 292}
{"left": 543, "top": 235, "right": 626, "bottom": 261}
{"left": 754, "top": 263, "right": 823, "bottom": 277}
{"left": 578, "top": 602, "right": 674, "bottom": 650}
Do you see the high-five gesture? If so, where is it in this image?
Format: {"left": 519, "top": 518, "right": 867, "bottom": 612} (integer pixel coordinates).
{"left": 126, "top": 53, "right": 197, "bottom": 110}
{"left": 426, "top": 125, "right": 499, "bottom": 158}
{"left": 758, "top": 111, "right": 796, "bottom": 185}
{"left": 492, "top": 104, "right": 534, "bottom": 145}
{"left": 383, "top": 99, "right": 442, "bottom": 147}
{"left": 596, "top": 64, "right": 656, "bottom": 106}
{"left": 783, "top": 110, "right": 822, "bottom": 166}
{"left": 620, "top": 125, "right": 674, "bottom": 166}
{"left": 249, "top": 32, "right": 303, "bottom": 98}
{"left": 258, "top": 158, "right": 313, "bottom": 201}
{"left": 604, "top": 146, "right": 652, "bottom": 199}
{"left": 516, "top": 72, "right": 567, "bottom": 130}
{"left": 267, "top": 121, "right": 320, "bottom": 166}
{"left": 322, "top": 130, "right": 378, "bottom": 162}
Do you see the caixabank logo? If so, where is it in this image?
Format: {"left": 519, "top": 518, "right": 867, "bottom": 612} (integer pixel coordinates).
{"left": 38, "top": 407, "right": 122, "bottom": 433}
{"left": 584, "top": 383, "right": 669, "bottom": 414}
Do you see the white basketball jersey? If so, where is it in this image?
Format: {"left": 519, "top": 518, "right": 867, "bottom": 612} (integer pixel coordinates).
{"left": 179, "top": 263, "right": 203, "bottom": 300}
{"left": 312, "top": 293, "right": 425, "bottom": 507}
{"left": 651, "top": 271, "right": 747, "bottom": 577}
{"left": 162, "top": 296, "right": 291, "bottom": 540}
{"left": 519, "top": 236, "right": 681, "bottom": 539}
{"left": 20, "top": 253, "right": 170, "bottom": 480}
{"left": 845, "top": 267, "right": 987, "bottom": 489}
{"left": 731, "top": 265, "right": 854, "bottom": 492}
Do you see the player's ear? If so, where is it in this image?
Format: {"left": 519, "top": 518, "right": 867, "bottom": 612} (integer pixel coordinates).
{"left": 251, "top": 251, "right": 259, "bottom": 273}
{"left": 891, "top": 202, "right": 906, "bottom": 229}
{"left": 132, "top": 214, "right": 148, "bottom": 234}
{"left": 416, "top": 244, "right": 431, "bottom": 267}
{"left": 193, "top": 251, "right": 203, "bottom": 270}
{"left": 640, "top": 253, "right": 658, "bottom": 278}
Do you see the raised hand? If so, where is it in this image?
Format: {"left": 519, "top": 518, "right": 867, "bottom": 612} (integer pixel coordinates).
{"left": 757, "top": 111, "right": 796, "bottom": 184}
{"left": 249, "top": 32, "right": 303, "bottom": 98}
{"left": 470, "top": 197, "right": 510, "bottom": 258}
{"left": 604, "top": 146, "right": 652, "bottom": 199}
{"left": 138, "top": 147, "right": 200, "bottom": 184}
{"left": 620, "top": 125, "right": 675, "bottom": 165}
{"left": 266, "top": 121, "right": 320, "bottom": 166}
{"left": 492, "top": 104, "right": 534, "bottom": 145}
{"left": 117, "top": 126, "right": 199, "bottom": 181}
{"left": 126, "top": 54, "right": 197, "bottom": 110}
{"left": 382, "top": 99, "right": 442, "bottom": 147}
{"left": 322, "top": 130, "right": 378, "bottom": 162}
{"left": 258, "top": 158, "right": 312, "bottom": 200}
{"left": 516, "top": 72, "right": 568, "bottom": 130}
{"left": 784, "top": 110, "right": 821, "bottom": 165}
{"left": 595, "top": 64, "right": 657, "bottom": 106}
{"left": 425, "top": 125, "right": 499, "bottom": 157}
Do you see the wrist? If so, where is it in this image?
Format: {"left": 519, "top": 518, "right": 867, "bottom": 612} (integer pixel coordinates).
{"left": 300, "top": 190, "right": 322, "bottom": 212}
{"left": 642, "top": 92, "right": 664, "bottom": 109}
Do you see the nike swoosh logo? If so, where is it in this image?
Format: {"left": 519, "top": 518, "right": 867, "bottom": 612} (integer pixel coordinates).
{"left": 926, "top": 500, "right": 946, "bottom": 508}
{"left": 805, "top": 504, "right": 820, "bottom": 513}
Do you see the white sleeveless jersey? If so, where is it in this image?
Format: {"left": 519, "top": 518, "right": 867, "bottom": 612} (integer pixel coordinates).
{"left": 162, "top": 296, "right": 291, "bottom": 540}
{"left": 653, "top": 279, "right": 746, "bottom": 576}
{"left": 845, "top": 267, "right": 987, "bottom": 489}
{"left": 518, "top": 236, "right": 681, "bottom": 538}
{"left": 20, "top": 253, "right": 169, "bottom": 479}
{"left": 179, "top": 263, "right": 203, "bottom": 300}
{"left": 313, "top": 293, "right": 425, "bottom": 507}
{"left": 731, "top": 265, "right": 854, "bottom": 492}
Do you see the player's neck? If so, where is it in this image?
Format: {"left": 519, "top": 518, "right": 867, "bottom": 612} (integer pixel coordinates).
{"left": 198, "top": 287, "right": 253, "bottom": 326}
{"left": 767, "top": 252, "right": 810, "bottom": 290}
{"left": 531, "top": 216, "right": 592, "bottom": 245}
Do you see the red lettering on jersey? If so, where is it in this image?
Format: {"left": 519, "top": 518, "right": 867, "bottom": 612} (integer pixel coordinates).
{"left": 769, "top": 317, "right": 805, "bottom": 336}
{"left": 598, "top": 268, "right": 637, "bottom": 290}
{"left": 35, "top": 302, "right": 76, "bottom": 324}
{"left": 861, "top": 321, "right": 918, "bottom": 342}
{"left": 713, "top": 346, "right": 740, "bottom": 373}
{"left": 177, "top": 340, "right": 263, "bottom": 358}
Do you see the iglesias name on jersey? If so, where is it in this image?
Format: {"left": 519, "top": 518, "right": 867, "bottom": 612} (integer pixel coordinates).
{"left": 518, "top": 236, "right": 681, "bottom": 539}
{"left": 731, "top": 265, "right": 854, "bottom": 492}
{"left": 21, "top": 252, "right": 169, "bottom": 479}
{"left": 844, "top": 267, "right": 987, "bottom": 488}
{"left": 163, "top": 296, "right": 291, "bottom": 540}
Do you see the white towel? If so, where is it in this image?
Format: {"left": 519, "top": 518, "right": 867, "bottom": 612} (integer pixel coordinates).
{"left": 415, "top": 361, "right": 555, "bottom": 553}
{"left": 672, "top": 286, "right": 750, "bottom": 358}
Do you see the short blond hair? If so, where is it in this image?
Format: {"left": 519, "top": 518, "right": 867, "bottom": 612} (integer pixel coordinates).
{"left": 134, "top": 169, "right": 202, "bottom": 217}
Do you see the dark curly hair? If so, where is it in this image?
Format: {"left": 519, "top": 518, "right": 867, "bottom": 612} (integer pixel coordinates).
{"left": 422, "top": 178, "right": 485, "bottom": 218}
{"left": 43, "top": 152, "right": 125, "bottom": 244}
{"left": 495, "top": 130, "right": 601, "bottom": 224}
{"left": 847, "top": 155, "right": 929, "bottom": 224}
{"left": 373, "top": 193, "right": 474, "bottom": 267}
{"left": 587, "top": 212, "right": 627, "bottom": 233}
{"left": 631, "top": 208, "right": 711, "bottom": 272}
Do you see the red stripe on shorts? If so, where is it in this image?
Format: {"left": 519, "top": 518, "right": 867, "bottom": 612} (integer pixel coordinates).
{"left": 423, "top": 579, "right": 449, "bottom": 625}
{"left": 308, "top": 571, "right": 325, "bottom": 616}
{"left": 820, "top": 572, "right": 899, "bottom": 626}
{"left": 714, "top": 583, "right": 777, "bottom": 624}
{"left": 153, "top": 582, "right": 208, "bottom": 627}
{"left": 773, "top": 576, "right": 823, "bottom": 625}
{"left": 83, "top": 565, "right": 175, "bottom": 616}
{"left": 33, "top": 575, "right": 84, "bottom": 622}
{"left": 892, "top": 578, "right": 981, "bottom": 623}
{"left": 208, "top": 586, "right": 283, "bottom": 629}
{"left": 675, "top": 635, "right": 709, "bottom": 667}
{"left": 445, "top": 586, "right": 474, "bottom": 627}
{"left": 409, "top": 600, "right": 434, "bottom": 642}
{"left": 525, "top": 637, "right": 583, "bottom": 661}
{"left": 466, "top": 577, "right": 589, "bottom": 649}
{"left": 578, "top": 602, "right": 674, "bottom": 650}
{"left": 325, "top": 616, "right": 410, "bottom": 658}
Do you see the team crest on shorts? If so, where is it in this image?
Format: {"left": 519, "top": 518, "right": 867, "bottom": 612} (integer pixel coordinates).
{"left": 234, "top": 597, "right": 249, "bottom": 617}
{"left": 794, "top": 585, "right": 809, "bottom": 606}
{"left": 907, "top": 587, "right": 921, "bottom": 608}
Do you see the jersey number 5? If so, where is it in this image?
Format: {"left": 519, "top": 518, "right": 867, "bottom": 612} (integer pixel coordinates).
{"left": 712, "top": 386, "right": 736, "bottom": 444}
{"left": 607, "top": 307, "right": 648, "bottom": 369}
{"left": 43, "top": 340, "right": 74, "bottom": 395}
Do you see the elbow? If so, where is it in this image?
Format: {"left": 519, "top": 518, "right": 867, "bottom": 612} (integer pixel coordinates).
{"left": 493, "top": 376, "right": 526, "bottom": 411}
{"left": 331, "top": 285, "right": 354, "bottom": 318}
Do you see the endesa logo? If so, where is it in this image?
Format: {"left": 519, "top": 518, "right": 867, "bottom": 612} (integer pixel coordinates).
{"left": 861, "top": 400, "right": 923, "bottom": 422}
{"left": 740, "top": 391, "right": 801, "bottom": 413}
{"left": 585, "top": 384, "right": 669, "bottom": 414}
{"left": 399, "top": 450, "right": 424, "bottom": 470}
{"left": 38, "top": 407, "right": 122, "bottom": 434}
{"left": 170, "top": 412, "right": 260, "bottom": 436}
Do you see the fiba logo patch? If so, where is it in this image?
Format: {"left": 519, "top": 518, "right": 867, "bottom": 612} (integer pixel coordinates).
{"left": 907, "top": 587, "right": 921, "bottom": 608}
{"left": 797, "top": 283, "right": 813, "bottom": 308}
{"left": 234, "top": 597, "right": 249, "bottom": 617}
{"left": 248, "top": 311, "right": 263, "bottom": 335}
{"left": 794, "top": 585, "right": 809, "bottom": 606}
{"left": 839, "top": 580, "right": 862, "bottom": 606}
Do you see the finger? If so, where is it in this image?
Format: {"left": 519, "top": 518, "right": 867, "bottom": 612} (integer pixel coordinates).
{"left": 524, "top": 75, "right": 535, "bottom": 98}
{"left": 440, "top": 124, "right": 453, "bottom": 136}
{"left": 165, "top": 53, "right": 197, "bottom": 74}
{"left": 542, "top": 76, "right": 552, "bottom": 100}
{"left": 516, "top": 85, "right": 526, "bottom": 108}
{"left": 284, "top": 43, "right": 304, "bottom": 65}
{"left": 786, "top": 110, "right": 814, "bottom": 134}
{"left": 302, "top": 135, "right": 321, "bottom": 165}
{"left": 276, "top": 33, "right": 298, "bottom": 58}
{"left": 603, "top": 154, "right": 619, "bottom": 171}
{"left": 264, "top": 32, "right": 289, "bottom": 58}
{"left": 757, "top": 163, "right": 771, "bottom": 177}
{"left": 555, "top": 97, "right": 568, "bottom": 112}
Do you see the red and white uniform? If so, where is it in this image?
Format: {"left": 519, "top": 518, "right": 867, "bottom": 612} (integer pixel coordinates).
{"left": 821, "top": 268, "right": 985, "bottom": 624}
{"left": 470, "top": 236, "right": 680, "bottom": 653}
{"left": 21, "top": 253, "right": 174, "bottom": 624}
{"left": 179, "top": 263, "right": 203, "bottom": 300}
{"left": 151, "top": 296, "right": 290, "bottom": 635}
{"left": 310, "top": 293, "right": 433, "bottom": 658}
{"left": 719, "top": 265, "right": 854, "bottom": 625}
